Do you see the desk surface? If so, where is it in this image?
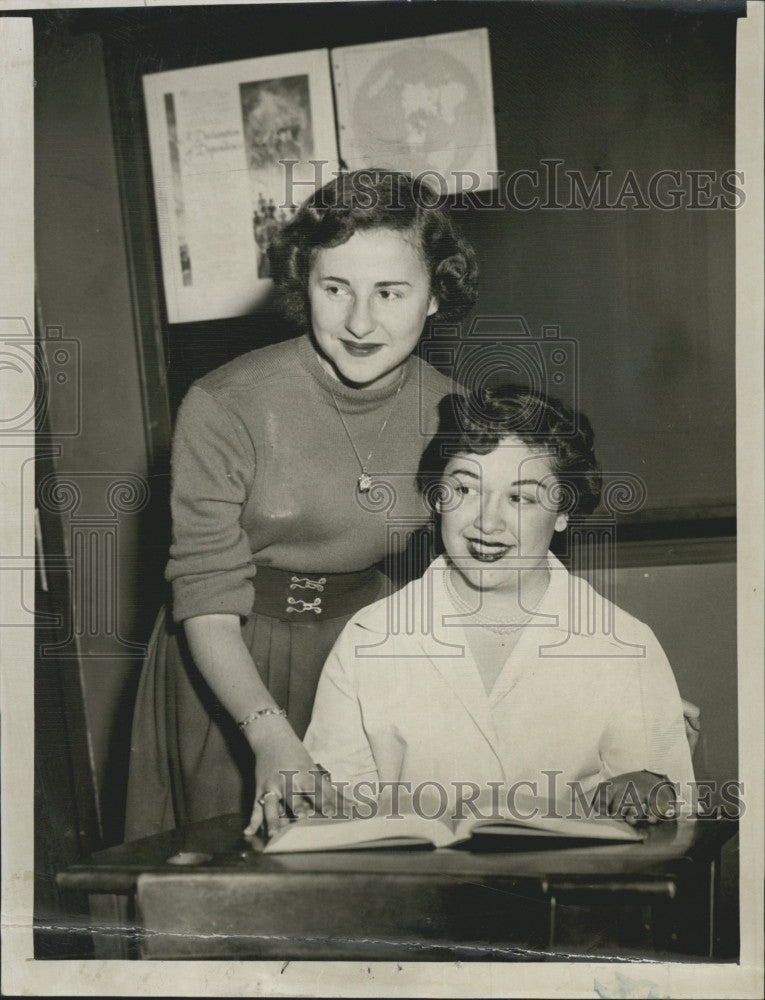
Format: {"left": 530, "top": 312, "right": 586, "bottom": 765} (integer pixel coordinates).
{"left": 60, "top": 813, "right": 736, "bottom": 893}
{"left": 58, "top": 814, "right": 737, "bottom": 961}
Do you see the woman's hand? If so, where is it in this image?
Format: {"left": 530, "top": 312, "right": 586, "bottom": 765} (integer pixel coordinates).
{"left": 596, "top": 770, "right": 677, "bottom": 825}
{"left": 244, "top": 714, "right": 341, "bottom": 837}
{"left": 183, "top": 615, "right": 342, "bottom": 837}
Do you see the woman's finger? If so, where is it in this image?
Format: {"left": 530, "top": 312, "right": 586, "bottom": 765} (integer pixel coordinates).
{"left": 285, "top": 767, "right": 327, "bottom": 816}
{"left": 290, "top": 792, "right": 314, "bottom": 820}
{"left": 623, "top": 805, "right": 639, "bottom": 825}
{"left": 287, "top": 772, "right": 324, "bottom": 818}
{"left": 317, "top": 771, "right": 343, "bottom": 817}
{"left": 262, "top": 789, "right": 285, "bottom": 834}
{"left": 651, "top": 783, "right": 677, "bottom": 819}
{"left": 244, "top": 799, "right": 264, "bottom": 837}
{"left": 300, "top": 768, "right": 342, "bottom": 818}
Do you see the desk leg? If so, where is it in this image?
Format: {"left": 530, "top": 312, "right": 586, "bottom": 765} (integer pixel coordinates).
{"left": 547, "top": 895, "right": 557, "bottom": 949}
{"left": 88, "top": 894, "right": 136, "bottom": 959}
{"left": 652, "top": 855, "right": 721, "bottom": 957}
{"left": 706, "top": 855, "right": 720, "bottom": 957}
{"left": 683, "top": 853, "right": 720, "bottom": 957}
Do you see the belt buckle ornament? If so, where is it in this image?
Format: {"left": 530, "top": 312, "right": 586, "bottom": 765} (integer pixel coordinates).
{"left": 286, "top": 596, "right": 323, "bottom": 615}
{"left": 290, "top": 576, "right": 326, "bottom": 592}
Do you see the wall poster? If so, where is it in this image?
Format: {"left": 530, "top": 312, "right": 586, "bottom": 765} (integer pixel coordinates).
{"left": 143, "top": 50, "right": 338, "bottom": 323}
{"left": 332, "top": 28, "right": 497, "bottom": 192}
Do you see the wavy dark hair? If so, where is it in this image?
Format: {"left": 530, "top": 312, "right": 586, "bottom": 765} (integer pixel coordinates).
{"left": 268, "top": 169, "right": 478, "bottom": 331}
{"left": 418, "top": 385, "right": 602, "bottom": 518}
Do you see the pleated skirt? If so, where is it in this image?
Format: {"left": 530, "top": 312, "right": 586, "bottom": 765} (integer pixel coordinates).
{"left": 124, "top": 576, "right": 386, "bottom": 842}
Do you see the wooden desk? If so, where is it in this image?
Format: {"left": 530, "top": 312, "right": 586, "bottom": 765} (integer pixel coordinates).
{"left": 58, "top": 814, "right": 737, "bottom": 961}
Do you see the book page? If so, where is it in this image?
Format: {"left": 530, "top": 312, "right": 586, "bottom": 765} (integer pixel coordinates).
{"left": 264, "top": 813, "right": 456, "bottom": 853}
{"left": 450, "top": 787, "right": 643, "bottom": 843}
{"left": 464, "top": 814, "right": 643, "bottom": 843}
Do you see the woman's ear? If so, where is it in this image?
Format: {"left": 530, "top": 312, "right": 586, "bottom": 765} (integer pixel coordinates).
{"left": 427, "top": 295, "right": 439, "bottom": 317}
{"left": 554, "top": 512, "right": 569, "bottom": 533}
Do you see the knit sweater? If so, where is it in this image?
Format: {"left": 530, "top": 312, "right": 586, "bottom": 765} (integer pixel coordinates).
{"left": 166, "top": 334, "right": 453, "bottom": 622}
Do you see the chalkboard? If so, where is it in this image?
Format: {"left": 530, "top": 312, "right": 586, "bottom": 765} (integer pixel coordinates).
{"left": 83, "top": 0, "right": 738, "bottom": 538}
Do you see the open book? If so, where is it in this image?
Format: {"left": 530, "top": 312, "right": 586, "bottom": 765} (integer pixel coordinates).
{"left": 263, "top": 808, "right": 644, "bottom": 854}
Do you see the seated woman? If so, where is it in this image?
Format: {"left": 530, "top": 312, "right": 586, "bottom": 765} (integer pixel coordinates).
{"left": 303, "top": 385, "right": 695, "bottom": 821}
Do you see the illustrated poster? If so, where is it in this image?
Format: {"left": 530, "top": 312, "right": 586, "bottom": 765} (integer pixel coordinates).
{"left": 143, "top": 50, "right": 338, "bottom": 323}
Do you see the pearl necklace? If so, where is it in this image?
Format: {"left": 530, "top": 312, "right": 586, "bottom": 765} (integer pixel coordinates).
{"left": 443, "top": 569, "right": 537, "bottom": 636}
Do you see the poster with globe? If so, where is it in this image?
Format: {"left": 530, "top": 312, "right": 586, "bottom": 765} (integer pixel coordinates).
{"left": 331, "top": 29, "right": 497, "bottom": 193}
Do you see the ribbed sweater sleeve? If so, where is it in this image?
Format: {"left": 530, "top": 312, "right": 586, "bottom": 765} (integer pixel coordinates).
{"left": 166, "top": 385, "right": 258, "bottom": 622}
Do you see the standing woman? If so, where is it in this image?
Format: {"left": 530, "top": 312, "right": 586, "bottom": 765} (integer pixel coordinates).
{"left": 125, "top": 170, "right": 478, "bottom": 840}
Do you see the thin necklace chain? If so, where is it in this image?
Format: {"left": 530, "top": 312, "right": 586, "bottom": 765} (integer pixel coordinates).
{"left": 443, "top": 568, "right": 536, "bottom": 636}
{"left": 328, "top": 367, "right": 406, "bottom": 493}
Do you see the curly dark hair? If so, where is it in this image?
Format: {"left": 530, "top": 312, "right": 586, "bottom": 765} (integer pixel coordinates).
{"left": 418, "top": 385, "right": 602, "bottom": 518}
{"left": 267, "top": 169, "right": 478, "bottom": 331}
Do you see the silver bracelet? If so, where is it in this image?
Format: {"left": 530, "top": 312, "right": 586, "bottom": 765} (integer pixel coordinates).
{"left": 238, "top": 707, "right": 287, "bottom": 730}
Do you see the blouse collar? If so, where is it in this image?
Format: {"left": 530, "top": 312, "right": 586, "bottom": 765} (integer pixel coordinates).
{"left": 431, "top": 552, "right": 573, "bottom": 637}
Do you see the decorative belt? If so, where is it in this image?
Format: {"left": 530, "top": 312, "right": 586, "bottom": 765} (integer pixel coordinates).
{"left": 252, "top": 564, "right": 383, "bottom": 622}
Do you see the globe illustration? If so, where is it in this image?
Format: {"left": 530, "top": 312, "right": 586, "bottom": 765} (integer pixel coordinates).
{"left": 350, "top": 46, "right": 485, "bottom": 177}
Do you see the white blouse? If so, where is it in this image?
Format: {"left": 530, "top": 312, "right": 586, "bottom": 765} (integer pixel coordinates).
{"left": 304, "top": 554, "right": 695, "bottom": 812}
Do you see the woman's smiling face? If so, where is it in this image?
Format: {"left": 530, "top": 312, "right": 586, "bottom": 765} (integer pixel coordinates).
{"left": 440, "top": 436, "right": 569, "bottom": 594}
{"left": 308, "top": 227, "right": 438, "bottom": 390}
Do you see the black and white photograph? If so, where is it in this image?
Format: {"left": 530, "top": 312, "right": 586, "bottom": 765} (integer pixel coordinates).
{"left": 1, "top": 1, "right": 762, "bottom": 997}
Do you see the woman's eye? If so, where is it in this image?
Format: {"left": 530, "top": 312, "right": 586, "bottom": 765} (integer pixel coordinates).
{"left": 377, "top": 289, "right": 401, "bottom": 301}
{"left": 324, "top": 284, "right": 349, "bottom": 298}
{"left": 509, "top": 493, "right": 535, "bottom": 505}
{"left": 455, "top": 483, "right": 477, "bottom": 496}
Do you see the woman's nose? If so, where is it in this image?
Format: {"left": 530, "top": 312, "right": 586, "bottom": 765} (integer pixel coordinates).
{"left": 345, "top": 296, "right": 375, "bottom": 338}
{"left": 474, "top": 495, "right": 506, "bottom": 534}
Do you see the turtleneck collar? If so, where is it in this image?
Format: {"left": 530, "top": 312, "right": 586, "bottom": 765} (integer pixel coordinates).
{"left": 296, "top": 333, "right": 414, "bottom": 409}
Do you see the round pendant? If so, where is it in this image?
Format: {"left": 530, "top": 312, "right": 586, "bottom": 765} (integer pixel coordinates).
{"left": 357, "top": 472, "right": 373, "bottom": 493}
